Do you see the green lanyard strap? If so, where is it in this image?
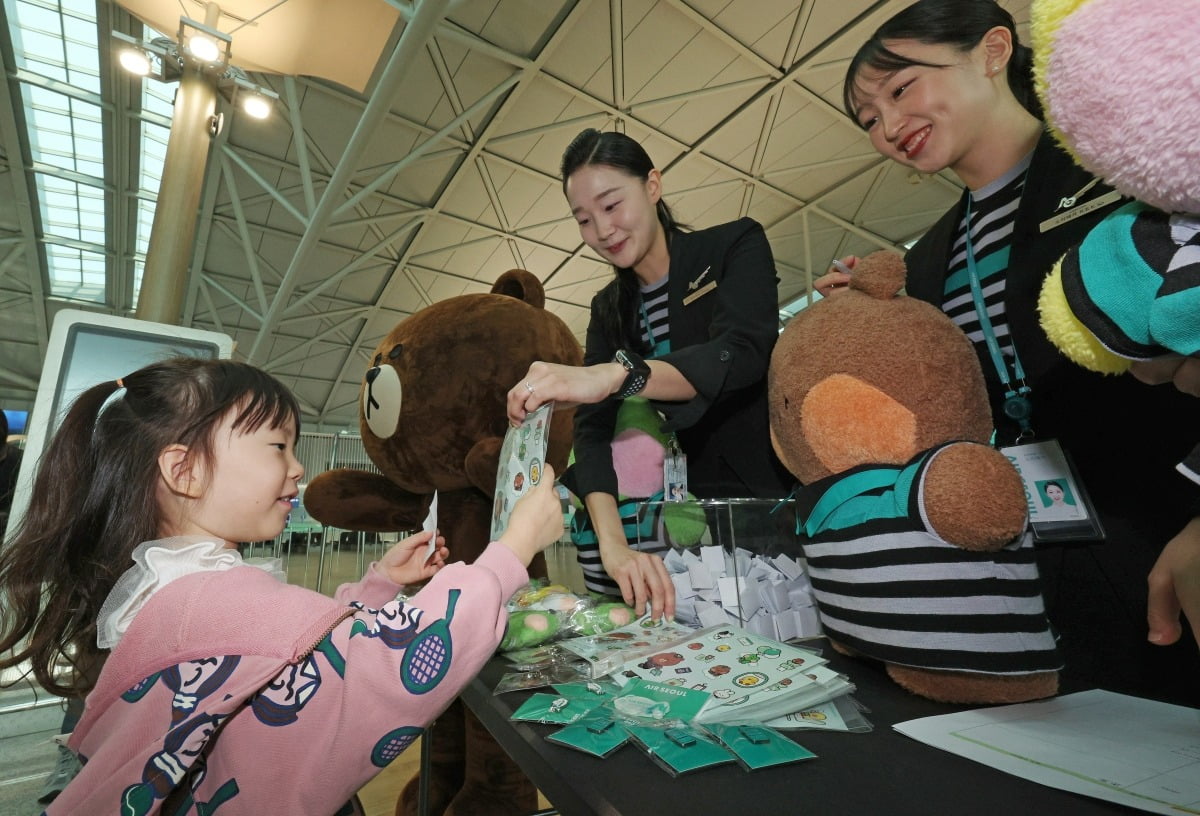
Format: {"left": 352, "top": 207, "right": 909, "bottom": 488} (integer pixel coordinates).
{"left": 963, "top": 197, "right": 1033, "bottom": 439}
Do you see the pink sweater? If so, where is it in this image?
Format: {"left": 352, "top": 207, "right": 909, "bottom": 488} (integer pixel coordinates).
{"left": 54, "top": 542, "right": 527, "bottom": 815}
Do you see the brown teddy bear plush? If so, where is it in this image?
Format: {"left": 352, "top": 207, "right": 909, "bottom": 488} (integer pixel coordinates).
{"left": 767, "top": 251, "right": 1060, "bottom": 704}
{"left": 305, "top": 269, "right": 581, "bottom": 816}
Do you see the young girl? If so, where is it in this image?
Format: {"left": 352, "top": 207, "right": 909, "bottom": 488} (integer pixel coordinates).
{"left": 0, "top": 357, "right": 562, "bottom": 814}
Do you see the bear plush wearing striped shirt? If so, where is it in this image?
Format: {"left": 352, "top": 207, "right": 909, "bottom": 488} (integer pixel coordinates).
{"left": 767, "top": 251, "right": 1060, "bottom": 704}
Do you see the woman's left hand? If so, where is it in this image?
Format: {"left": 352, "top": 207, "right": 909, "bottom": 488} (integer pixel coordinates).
{"left": 506, "top": 361, "right": 621, "bottom": 425}
{"left": 378, "top": 531, "right": 448, "bottom": 586}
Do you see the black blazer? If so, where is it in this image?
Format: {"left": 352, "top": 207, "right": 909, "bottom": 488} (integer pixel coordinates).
{"left": 567, "top": 217, "right": 791, "bottom": 501}
{"left": 905, "top": 129, "right": 1199, "bottom": 545}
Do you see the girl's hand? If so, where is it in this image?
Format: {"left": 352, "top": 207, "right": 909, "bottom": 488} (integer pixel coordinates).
{"left": 378, "top": 531, "right": 448, "bottom": 586}
{"left": 507, "top": 362, "right": 622, "bottom": 425}
{"left": 600, "top": 540, "right": 675, "bottom": 621}
{"left": 497, "top": 465, "right": 563, "bottom": 567}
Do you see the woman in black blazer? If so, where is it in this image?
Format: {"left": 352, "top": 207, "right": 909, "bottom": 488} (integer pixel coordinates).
{"left": 508, "top": 128, "right": 789, "bottom": 621}
{"left": 815, "top": 0, "right": 1200, "bottom": 703}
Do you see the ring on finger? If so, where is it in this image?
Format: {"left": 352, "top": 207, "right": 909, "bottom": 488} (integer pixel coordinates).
{"left": 524, "top": 382, "right": 535, "bottom": 393}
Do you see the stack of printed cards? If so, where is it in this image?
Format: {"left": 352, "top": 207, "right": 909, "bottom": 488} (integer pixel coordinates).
{"left": 611, "top": 625, "right": 853, "bottom": 725}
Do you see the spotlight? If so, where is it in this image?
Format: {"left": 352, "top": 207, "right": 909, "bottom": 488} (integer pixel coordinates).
{"left": 185, "top": 33, "right": 220, "bottom": 63}
{"left": 241, "top": 92, "right": 271, "bottom": 120}
{"left": 118, "top": 47, "right": 151, "bottom": 76}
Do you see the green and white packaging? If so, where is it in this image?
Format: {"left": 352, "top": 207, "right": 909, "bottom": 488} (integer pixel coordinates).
{"left": 623, "top": 723, "right": 735, "bottom": 776}
{"left": 703, "top": 723, "right": 817, "bottom": 770}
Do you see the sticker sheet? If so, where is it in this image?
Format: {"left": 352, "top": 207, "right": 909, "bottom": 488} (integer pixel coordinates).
{"left": 610, "top": 627, "right": 846, "bottom": 723}
{"left": 491, "top": 402, "right": 553, "bottom": 540}
{"left": 557, "top": 614, "right": 702, "bottom": 678}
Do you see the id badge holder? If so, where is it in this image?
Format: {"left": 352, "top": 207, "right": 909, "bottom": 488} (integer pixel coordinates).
{"left": 999, "top": 438, "right": 1105, "bottom": 544}
{"left": 664, "top": 435, "right": 688, "bottom": 502}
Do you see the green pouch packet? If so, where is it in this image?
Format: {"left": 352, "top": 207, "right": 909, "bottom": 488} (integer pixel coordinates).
{"left": 545, "top": 710, "right": 628, "bottom": 758}
{"left": 622, "top": 723, "right": 735, "bottom": 776}
{"left": 703, "top": 723, "right": 817, "bottom": 770}
{"left": 510, "top": 692, "right": 600, "bottom": 725}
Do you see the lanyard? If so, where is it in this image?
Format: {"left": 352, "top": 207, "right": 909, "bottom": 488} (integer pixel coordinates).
{"left": 963, "top": 197, "right": 1033, "bottom": 438}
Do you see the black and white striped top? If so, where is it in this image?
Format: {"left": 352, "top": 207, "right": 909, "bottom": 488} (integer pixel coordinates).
{"left": 639, "top": 276, "right": 671, "bottom": 356}
{"left": 796, "top": 443, "right": 1061, "bottom": 675}
{"left": 942, "top": 153, "right": 1032, "bottom": 362}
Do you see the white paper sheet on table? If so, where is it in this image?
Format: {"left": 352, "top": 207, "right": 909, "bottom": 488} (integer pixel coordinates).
{"left": 894, "top": 689, "right": 1200, "bottom": 815}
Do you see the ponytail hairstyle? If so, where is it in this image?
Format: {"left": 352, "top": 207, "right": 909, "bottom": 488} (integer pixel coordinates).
{"left": 843, "top": 0, "right": 1041, "bottom": 124}
{"left": 560, "top": 128, "right": 683, "bottom": 353}
{"left": 0, "top": 357, "right": 300, "bottom": 697}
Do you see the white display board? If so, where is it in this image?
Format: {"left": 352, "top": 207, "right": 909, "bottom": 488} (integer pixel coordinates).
{"left": 4, "top": 310, "right": 233, "bottom": 541}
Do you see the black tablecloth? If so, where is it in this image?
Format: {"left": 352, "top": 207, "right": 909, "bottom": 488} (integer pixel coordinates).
{"left": 461, "top": 652, "right": 1144, "bottom": 816}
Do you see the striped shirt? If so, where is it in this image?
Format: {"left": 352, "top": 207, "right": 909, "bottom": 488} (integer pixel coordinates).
{"left": 942, "top": 153, "right": 1031, "bottom": 363}
{"left": 639, "top": 276, "right": 671, "bottom": 357}
{"left": 571, "top": 495, "right": 669, "bottom": 596}
{"left": 795, "top": 443, "right": 1061, "bottom": 675}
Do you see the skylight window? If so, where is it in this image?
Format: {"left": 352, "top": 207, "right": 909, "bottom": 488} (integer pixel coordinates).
{"left": 9, "top": 0, "right": 106, "bottom": 302}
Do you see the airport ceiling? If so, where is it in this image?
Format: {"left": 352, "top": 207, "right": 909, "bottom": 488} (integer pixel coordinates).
{"left": 0, "top": 0, "right": 1031, "bottom": 430}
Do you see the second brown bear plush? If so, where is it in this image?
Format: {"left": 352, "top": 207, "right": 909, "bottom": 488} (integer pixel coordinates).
{"left": 768, "top": 252, "right": 1060, "bottom": 704}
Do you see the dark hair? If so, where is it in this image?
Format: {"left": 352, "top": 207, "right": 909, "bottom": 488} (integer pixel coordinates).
{"left": 0, "top": 410, "right": 8, "bottom": 441}
{"left": 843, "top": 0, "right": 1041, "bottom": 124}
{"left": 0, "top": 357, "right": 300, "bottom": 696}
{"left": 561, "top": 128, "right": 683, "bottom": 352}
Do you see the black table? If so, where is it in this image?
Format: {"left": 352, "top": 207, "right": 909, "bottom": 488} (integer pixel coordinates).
{"left": 462, "top": 653, "right": 1143, "bottom": 816}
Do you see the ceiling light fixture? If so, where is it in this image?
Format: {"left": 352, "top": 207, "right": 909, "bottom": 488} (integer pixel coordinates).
{"left": 241, "top": 91, "right": 271, "bottom": 120}
{"left": 184, "top": 32, "right": 220, "bottom": 63}
{"left": 117, "top": 46, "right": 151, "bottom": 76}
{"left": 112, "top": 17, "right": 277, "bottom": 121}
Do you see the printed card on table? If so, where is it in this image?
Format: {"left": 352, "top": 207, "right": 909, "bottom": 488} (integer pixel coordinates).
{"left": 490, "top": 402, "right": 553, "bottom": 540}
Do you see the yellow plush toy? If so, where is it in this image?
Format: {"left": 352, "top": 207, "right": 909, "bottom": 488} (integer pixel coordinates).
{"left": 769, "top": 251, "right": 1060, "bottom": 704}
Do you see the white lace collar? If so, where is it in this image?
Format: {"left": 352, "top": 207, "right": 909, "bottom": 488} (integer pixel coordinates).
{"left": 96, "top": 536, "right": 286, "bottom": 649}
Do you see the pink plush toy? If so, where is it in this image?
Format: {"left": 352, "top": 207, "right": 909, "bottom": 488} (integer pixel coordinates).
{"left": 1033, "top": 0, "right": 1200, "bottom": 482}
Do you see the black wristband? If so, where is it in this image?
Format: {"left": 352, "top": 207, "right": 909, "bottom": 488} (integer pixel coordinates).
{"left": 613, "top": 349, "right": 651, "bottom": 398}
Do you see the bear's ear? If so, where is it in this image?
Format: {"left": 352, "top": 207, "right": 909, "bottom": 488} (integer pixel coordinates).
{"left": 491, "top": 269, "right": 545, "bottom": 309}
{"left": 850, "top": 251, "right": 907, "bottom": 300}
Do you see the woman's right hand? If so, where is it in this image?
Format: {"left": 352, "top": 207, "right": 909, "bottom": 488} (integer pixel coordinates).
{"left": 506, "top": 361, "right": 623, "bottom": 426}
{"left": 600, "top": 538, "right": 676, "bottom": 622}
{"left": 497, "top": 464, "right": 563, "bottom": 567}
{"left": 812, "top": 255, "right": 858, "bottom": 298}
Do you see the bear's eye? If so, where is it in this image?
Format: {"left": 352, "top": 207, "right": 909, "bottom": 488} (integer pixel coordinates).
{"left": 387, "top": 343, "right": 403, "bottom": 360}
{"left": 372, "top": 353, "right": 382, "bottom": 367}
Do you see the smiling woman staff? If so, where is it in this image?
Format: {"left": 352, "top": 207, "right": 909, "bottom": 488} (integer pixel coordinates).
{"left": 507, "top": 128, "right": 791, "bottom": 621}
{"left": 817, "top": 0, "right": 1200, "bottom": 704}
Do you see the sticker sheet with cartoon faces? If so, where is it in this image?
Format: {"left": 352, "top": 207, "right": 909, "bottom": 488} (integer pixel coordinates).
{"left": 491, "top": 402, "right": 553, "bottom": 540}
{"left": 613, "top": 628, "right": 835, "bottom": 716}
{"left": 558, "top": 615, "right": 699, "bottom": 677}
